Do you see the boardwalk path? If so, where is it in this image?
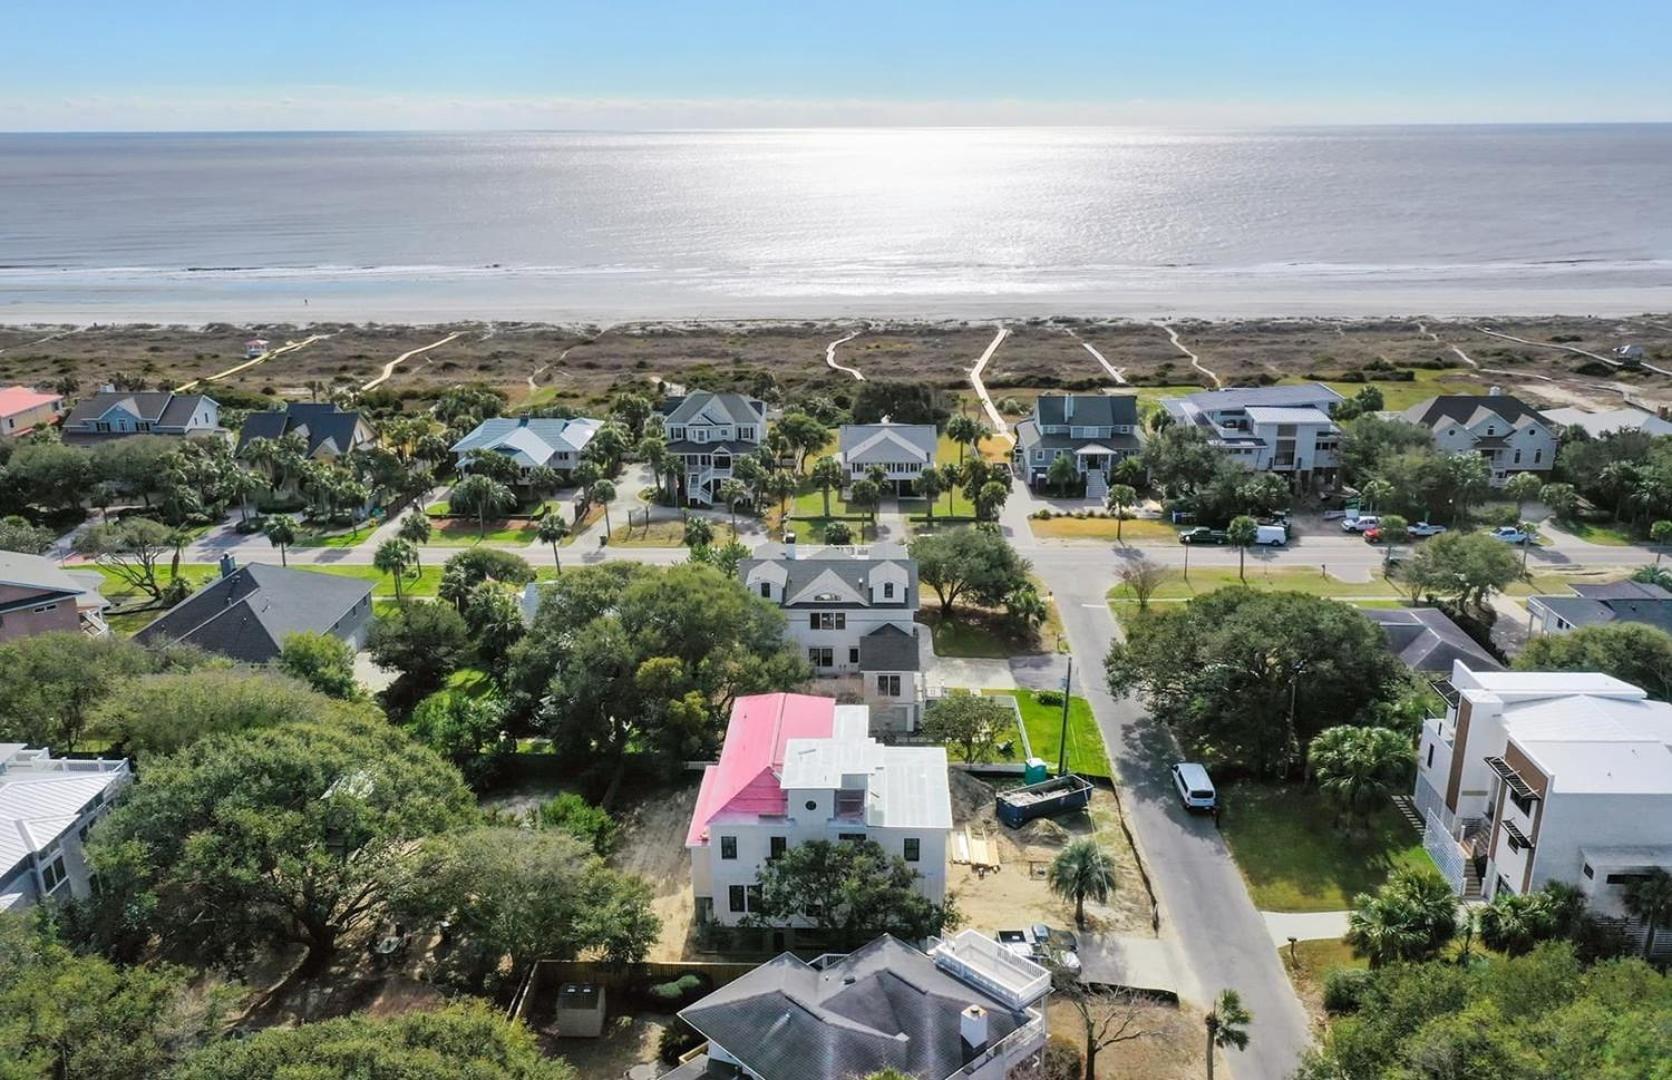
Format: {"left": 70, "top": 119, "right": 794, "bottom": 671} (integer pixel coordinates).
{"left": 361, "top": 331, "right": 464, "bottom": 392}
{"left": 1066, "top": 328, "right": 1127, "bottom": 385}
{"left": 968, "top": 324, "right": 1012, "bottom": 438}
{"left": 1155, "top": 321, "right": 1220, "bottom": 387}
{"left": 824, "top": 328, "right": 865, "bottom": 381}
{"left": 175, "top": 334, "right": 330, "bottom": 393}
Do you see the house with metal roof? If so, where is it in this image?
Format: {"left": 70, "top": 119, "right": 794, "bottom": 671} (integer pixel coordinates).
{"left": 687, "top": 693, "right": 951, "bottom": 929}
{"left": 837, "top": 422, "right": 938, "bottom": 494}
{"left": 1013, "top": 393, "right": 1141, "bottom": 498}
{"left": 0, "top": 745, "right": 130, "bottom": 913}
{"left": 0, "top": 550, "right": 110, "bottom": 644}
{"left": 1401, "top": 390, "right": 1557, "bottom": 486}
{"left": 1542, "top": 405, "right": 1672, "bottom": 439}
{"left": 665, "top": 931, "right": 1048, "bottom": 1080}
{"left": 1161, "top": 383, "right": 1345, "bottom": 489}
{"left": 135, "top": 558, "right": 373, "bottom": 664}
{"left": 237, "top": 402, "right": 377, "bottom": 462}
{"left": 60, "top": 389, "right": 221, "bottom": 444}
{"left": 739, "top": 540, "right": 924, "bottom": 730}
{"left": 449, "top": 415, "right": 602, "bottom": 481}
{"left": 1526, "top": 580, "right": 1672, "bottom": 637}
{"left": 656, "top": 391, "right": 767, "bottom": 506}
{"left": 1413, "top": 662, "right": 1672, "bottom": 955}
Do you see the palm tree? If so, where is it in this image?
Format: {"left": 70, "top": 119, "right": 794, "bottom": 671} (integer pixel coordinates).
{"left": 763, "top": 470, "right": 798, "bottom": 521}
{"left": 850, "top": 478, "right": 881, "bottom": 540}
{"left": 527, "top": 465, "right": 561, "bottom": 505}
{"left": 683, "top": 516, "right": 714, "bottom": 549}
{"left": 1516, "top": 520, "right": 1540, "bottom": 573}
{"left": 263, "top": 516, "right": 296, "bottom": 567}
{"left": 1445, "top": 452, "right": 1491, "bottom": 529}
{"left": 1106, "top": 484, "right": 1138, "bottom": 543}
{"left": 810, "top": 455, "right": 845, "bottom": 518}
{"left": 1477, "top": 889, "right": 1559, "bottom": 957}
{"left": 1540, "top": 482, "right": 1578, "bottom": 523}
{"left": 224, "top": 467, "right": 261, "bottom": 525}
{"left": 717, "top": 479, "right": 750, "bottom": 533}
{"left": 536, "top": 514, "right": 569, "bottom": 570}
{"left": 638, "top": 433, "right": 671, "bottom": 503}
{"left": 1653, "top": 520, "right": 1672, "bottom": 566}
{"left": 1204, "top": 990, "right": 1251, "bottom": 1080}
{"left": 1503, "top": 471, "right": 1543, "bottom": 522}
{"left": 916, "top": 465, "right": 946, "bottom": 525}
{"left": 374, "top": 538, "right": 416, "bottom": 602}
{"left": 451, "top": 473, "right": 515, "bottom": 539}
{"left": 397, "top": 512, "right": 432, "bottom": 570}
{"left": 1623, "top": 867, "right": 1672, "bottom": 960}
{"left": 1359, "top": 477, "right": 1393, "bottom": 514}
{"left": 1046, "top": 454, "right": 1078, "bottom": 497}
{"left": 946, "top": 415, "right": 982, "bottom": 464}
{"left": 1346, "top": 868, "right": 1457, "bottom": 967}
{"left": 1005, "top": 584, "right": 1048, "bottom": 637}
{"left": 589, "top": 479, "right": 617, "bottom": 537}
{"left": 1307, "top": 725, "right": 1412, "bottom": 832}
{"left": 1378, "top": 514, "right": 1409, "bottom": 570}
{"left": 1226, "top": 515, "right": 1258, "bottom": 582}
{"left": 1599, "top": 461, "right": 1640, "bottom": 522}
{"left": 1047, "top": 840, "right": 1117, "bottom": 930}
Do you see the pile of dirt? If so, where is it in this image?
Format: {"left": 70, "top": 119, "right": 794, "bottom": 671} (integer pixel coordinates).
{"left": 1014, "top": 817, "right": 1070, "bottom": 848}
{"left": 949, "top": 770, "right": 996, "bottom": 824}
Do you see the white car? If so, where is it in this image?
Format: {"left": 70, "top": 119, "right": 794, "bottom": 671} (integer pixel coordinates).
{"left": 1171, "top": 762, "right": 1218, "bottom": 812}
{"left": 1408, "top": 522, "right": 1448, "bottom": 537}
{"left": 1341, "top": 515, "right": 1380, "bottom": 533}
{"left": 1490, "top": 526, "right": 1532, "bottom": 544}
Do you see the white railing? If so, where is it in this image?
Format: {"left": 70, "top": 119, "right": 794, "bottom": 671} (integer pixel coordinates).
{"left": 956, "top": 1012, "right": 1047, "bottom": 1076}
{"left": 1413, "top": 774, "right": 1452, "bottom": 835}
{"left": 1424, "top": 808, "right": 1467, "bottom": 895}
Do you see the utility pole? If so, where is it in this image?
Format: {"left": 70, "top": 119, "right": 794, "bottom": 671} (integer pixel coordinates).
{"left": 1058, "top": 655, "right": 1073, "bottom": 777}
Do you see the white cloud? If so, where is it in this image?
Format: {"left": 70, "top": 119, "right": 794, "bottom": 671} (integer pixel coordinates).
{"left": 1, "top": 87, "right": 1661, "bottom": 130}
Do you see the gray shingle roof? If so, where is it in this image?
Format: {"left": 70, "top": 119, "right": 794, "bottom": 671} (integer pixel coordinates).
{"left": 860, "top": 623, "right": 921, "bottom": 672}
{"left": 62, "top": 391, "right": 216, "bottom": 431}
{"left": 1363, "top": 607, "right": 1503, "bottom": 673}
{"left": 1166, "top": 384, "right": 1344, "bottom": 411}
{"left": 0, "top": 551, "right": 93, "bottom": 615}
{"left": 237, "top": 403, "right": 371, "bottom": 458}
{"left": 662, "top": 391, "right": 766, "bottom": 428}
{"left": 739, "top": 544, "right": 917, "bottom": 609}
{"left": 680, "top": 935, "right": 1029, "bottom": 1080}
{"left": 135, "top": 563, "right": 372, "bottom": 664}
{"left": 839, "top": 423, "right": 938, "bottom": 465}
{"left": 1401, "top": 395, "right": 1551, "bottom": 431}
{"left": 1035, "top": 394, "right": 1138, "bottom": 428}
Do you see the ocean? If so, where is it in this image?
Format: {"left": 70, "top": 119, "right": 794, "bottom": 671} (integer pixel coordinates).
{"left": 3, "top": 126, "right": 1671, "bottom": 323}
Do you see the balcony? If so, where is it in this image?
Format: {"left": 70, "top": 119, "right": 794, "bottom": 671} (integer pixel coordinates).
{"left": 956, "top": 1011, "right": 1047, "bottom": 1076}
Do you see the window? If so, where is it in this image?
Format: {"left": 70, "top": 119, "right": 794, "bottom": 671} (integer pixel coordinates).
{"left": 1606, "top": 871, "right": 1656, "bottom": 886}
{"left": 738, "top": 426, "right": 755, "bottom": 441}
{"left": 668, "top": 427, "right": 685, "bottom": 441}
{"left": 808, "top": 647, "right": 833, "bottom": 668}
{"left": 760, "top": 582, "right": 772, "bottom": 598}
{"left": 1509, "top": 789, "right": 1536, "bottom": 816}
{"left": 728, "top": 885, "right": 746, "bottom": 913}
{"left": 805, "top": 800, "right": 818, "bottom": 811}
{"left": 1506, "top": 833, "right": 1524, "bottom": 854}
{"left": 769, "top": 836, "right": 787, "bottom": 860}
{"left": 746, "top": 884, "right": 762, "bottom": 911}
{"left": 1514, "top": 449, "right": 1522, "bottom": 465}
{"left": 720, "top": 835, "right": 737, "bottom": 860}
{"left": 811, "top": 612, "right": 846, "bottom": 630}
{"left": 32, "top": 603, "right": 57, "bottom": 613}
{"left": 1426, "top": 744, "right": 1434, "bottom": 769}
{"left": 1583, "top": 863, "right": 1595, "bottom": 879}
{"left": 883, "top": 582, "right": 895, "bottom": 599}
{"left": 904, "top": 838, "right": 920, "bottom": 862}
{"left": 876, "top": 674, "right": 901, "bottom": 697}
{"left": 838, "top": 832, "right": 867, "bottom": 843}
{"left": 835, "top": 790, "right": 865, "bottom": 817}
{"left": 849, "top": 647, "right": 860, "bottom": 664}
{"left": 41, "top": 852, "right": 67, "bottom": 894}
{"left": 1534, "top": 449, "right": 1543, "bottom": 464}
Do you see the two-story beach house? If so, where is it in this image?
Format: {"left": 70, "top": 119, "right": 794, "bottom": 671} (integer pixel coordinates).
{"left": 686, "top": 693, "right": 951, "bottom": 930}
{"left": 237, "top": 402, "right": 377, "bottom": 463}
{"left": 0, "top": 550, "right": 110, "bottom": 644}
{"left": 657, "top": 391, "right": 767, "bottom": 506}
{"left": 739, "top": 540, "right": 924, "bottom": 731}
{"left": 449, "top": 416, "right": 602, "bottom": 484}
{"left": 0, "top": 386, "right": 64, "bottom": 437}
{"left": 664, "top": 931, "right": 1049, "bottom": 1080}
{"left": 1526, "top": 580, "right": 1672, "bottom": 637}
{"left": 836, "top": 422, "right": 938, "bottom": 494}
{"left": 0, "top": 745, "right": 131, "bottom": 913}
{"left": 1401, "top": 391, "right": 1557, "bottom": 486}
{"left": 60, "top": 389, "right": 221, "bottom": 444}
{"left": 1413, "top": 663, "right": 1672, "bottom": 955}
{"left": 1012, "top": 394, "right": 1141, "bottom": 498}
{"left": 1161, "top": 384, "right": 1345, "bottom": 490}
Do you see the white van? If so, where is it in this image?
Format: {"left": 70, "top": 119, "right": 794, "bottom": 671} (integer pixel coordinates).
{"left": 1171, "top": 762, "right": 1218, "bottom": 812}
{"left": 1254, "top": 524, "right": 1288, "bottom": 546}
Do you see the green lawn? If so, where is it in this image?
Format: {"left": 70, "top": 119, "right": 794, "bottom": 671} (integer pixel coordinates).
{"left": 1555, "top": 519, "right": 1638, "bottom": 547}
{"left": 1030, "top": 516, "right": 1180, "bottom": 542}
{"left": 292, "top": 524, "right": 376, "bottom": 549}
{"left": 1282, "top": 936, "right": 1366, "bottom": 1004}
{"left": 989, "top": 688, "right": 1109, "bottom": 778}
{"left": 1107, "top": 566, "right": 1406, "bottom": 605}
{"left": 1218, "top": 781, "right": 1429, "bottom": 912}
{"left": 609, "top": 519, "right": 740, "bottom": 548}
{"left": 1309, "top": 369, "right": 1482, "bottom": 412}
{"left": 426, "top": 519, "right": 541, "bottom": 546}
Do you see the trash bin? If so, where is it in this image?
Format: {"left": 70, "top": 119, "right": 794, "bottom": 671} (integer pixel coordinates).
{"left": 1023, "top": 757, "right": 1049, "bottom": 785}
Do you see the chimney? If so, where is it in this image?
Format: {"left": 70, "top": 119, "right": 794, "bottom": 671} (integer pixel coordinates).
{"left": 1063, "top": 396, "right": 1075, "bottom": 421}
{"left": 1488, "top": 385, "right": 1502, "bottom": 397}
{"left": 518, "top": 416, "right": 530, "bottom": 426}
{"left": 784, "top": 531, "right": 797, "bottom": 559}
{"left": 960, "top": 1005, "right": 989, "bottom": 1051}
{"left": 218, "top": 553, "right": 237, "bottom": 579}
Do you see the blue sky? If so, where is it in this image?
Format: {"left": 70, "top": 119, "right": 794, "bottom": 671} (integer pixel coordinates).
{"left": 5, "top": 1, "right": 1669, "bottom": 129}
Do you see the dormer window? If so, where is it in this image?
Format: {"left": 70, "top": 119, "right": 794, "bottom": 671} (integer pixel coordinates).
{"left": 814, "top": 592, "right": 840, "bottom": 602}
{"left": 883, "top": 582, "right": 895, "bottom": 599}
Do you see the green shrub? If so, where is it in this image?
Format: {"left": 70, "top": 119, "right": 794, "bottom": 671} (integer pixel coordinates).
{"left": 658, "top": 1020, "right": 704, "bottom": 1064}
{"left": 1035, "top": 689, "right": 1064, "bottom": 707}
{"left": 538, "top": 792, "right": 619, "bottom": 855}
{"left": 1322, "top": 967, "right": 1372, "bottom": 1014}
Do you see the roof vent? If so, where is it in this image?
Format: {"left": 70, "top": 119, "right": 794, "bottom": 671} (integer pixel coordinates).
{"left": 1489, "top": 385, "right": 1503, "bottom": 396}
{"left": 842, "top": 974, "right": 856, "bottom": 985}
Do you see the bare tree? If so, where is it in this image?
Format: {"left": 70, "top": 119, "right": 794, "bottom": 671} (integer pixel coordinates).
{"left": 1115, "top": 555, "right": 1168, "bottom": 612}
{"left": 1050, "top": 967, "right": 1159, "bottom": 1080}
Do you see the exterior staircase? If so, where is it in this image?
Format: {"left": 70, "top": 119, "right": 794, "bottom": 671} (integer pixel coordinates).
{"left": 1391, "top": 794, "right": 1424, "bottom": 833}
{"left": 1394, "top": 794, "right": 1484, "bottom": 899}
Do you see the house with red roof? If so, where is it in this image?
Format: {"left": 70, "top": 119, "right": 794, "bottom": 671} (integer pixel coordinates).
{"left": 688, "top": 693, "right": 951, "bottom": 929}
{"left": 0, "top": 386, "right": 63, "bottom": 437}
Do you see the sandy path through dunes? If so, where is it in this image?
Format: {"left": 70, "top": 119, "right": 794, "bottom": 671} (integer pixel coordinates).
{"left": 361, "top": 331, "right": 464, "bottom": 391}
{"left": 1155, "top": 321, "right": 1220, "bottom": 387}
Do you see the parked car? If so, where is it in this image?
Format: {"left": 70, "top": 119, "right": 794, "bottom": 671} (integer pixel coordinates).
{"left": 1340, "top": 515, "right": 1380, "bottom": 533}
{"left": 1408, "top": 522, "right": 1447, "bottom": 537}
{"left": 1179, "top": 527, "right": 1228, "bottom": 545}
{"left": 1254, "top": 524, "right": 1288, "bottom": 546}
{"left": 1490, "top": 526, "right": 1533, "bottom": 544}
{"left": 1170, "top": 762, "right": 1218, "bottom": 812}
{"left": 997, "top": 926, "right": 1081, "bottom": 972}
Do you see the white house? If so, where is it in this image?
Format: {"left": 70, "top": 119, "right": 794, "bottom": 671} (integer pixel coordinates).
{"left": 836, "top": 422, "right": 938, "bottom": 494}
{"left": 1401, "top": 391, "right": 1558, "bottom": 486}
{"left": 686, "top": 693, "right": 951, "bottom": 929}
{"left": 657, "top": 391, "right": 767, "bottom": 506}
{"left": 1013, "top": 394, "right": 1142, "bottom": 499}
{"left": 60, "top": 389, "right": 221, "bottom": 444}
{"left": 1413, "top": 663, "right": 1672, "bottom": 954}
{"left": 1543, "top": 405, "right": 1672, "bottom": 439}
{"left": 739, "top": 541, "right": 924, "bottom": 730}
{"left": 1161, "top": 384, "right": 1344, "bottom": 489}
{"left": 0, "top": 746, "right": 131, "bottom": 913}
{"left": 449, "top": 416, "right": 602, "bottom": 482}
{"left": 667, "top": 931, "right": 1049, "bottom": 1080}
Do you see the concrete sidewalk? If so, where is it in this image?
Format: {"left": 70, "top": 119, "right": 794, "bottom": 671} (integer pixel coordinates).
{"left": 1261, "top": 910, "right": 1350, "bottom": 946}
